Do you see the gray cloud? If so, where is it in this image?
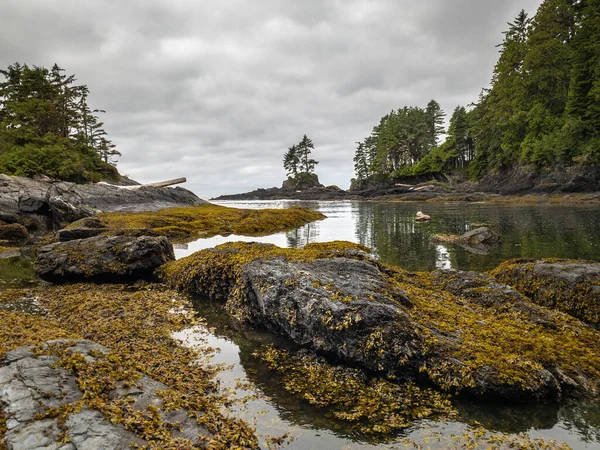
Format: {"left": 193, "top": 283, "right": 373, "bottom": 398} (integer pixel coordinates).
{"left": 0, "top": 0, "right": 543, "bottom": 198}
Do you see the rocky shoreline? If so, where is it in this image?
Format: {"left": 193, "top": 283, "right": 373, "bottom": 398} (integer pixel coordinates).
{"left": 1, "top": 174, "right": 599, "bottom": 448}
{"left": 212, "top": 166, "right": 600, "bottom": 203}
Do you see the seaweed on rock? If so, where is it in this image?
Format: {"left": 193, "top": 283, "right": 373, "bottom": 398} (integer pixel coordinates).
{"left": 160, "top": 241, "right": 600, "bottom": 401}
{"left": 95, "top": 204, "right": 325, "bottom": 241}
{"left": 0, "top": 283, "right": 259, "bottom": 449}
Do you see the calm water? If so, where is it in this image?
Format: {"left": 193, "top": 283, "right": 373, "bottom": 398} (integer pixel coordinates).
{"left": 2, "top": 200, "right": 600, "bottom": 448}
{"left": 173, "top": 200, "right": 600, "bottom": 449}
{"left": 177, "top": 200, "right": 600, "bottom": 272}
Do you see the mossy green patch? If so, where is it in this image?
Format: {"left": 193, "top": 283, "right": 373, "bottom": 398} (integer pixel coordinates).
{"left": 95, "top": 204, "right": 325, "bottom": 241}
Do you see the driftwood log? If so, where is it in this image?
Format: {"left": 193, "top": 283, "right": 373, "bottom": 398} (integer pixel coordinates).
{"left": 117, "top": 177, "right": 187, "bottom": 190}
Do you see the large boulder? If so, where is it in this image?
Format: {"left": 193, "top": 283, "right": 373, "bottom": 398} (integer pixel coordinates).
{"left": 160, "top": 242, "right": 600, "bottom": 402}
{"left": 492, "top": 258, "right": 600, "bottom": 327}
{"left": 35, "top": 235, "right": 174, "bottom": 282}
{"left": 0, "top": 174, "right": 206, "bottom": 230}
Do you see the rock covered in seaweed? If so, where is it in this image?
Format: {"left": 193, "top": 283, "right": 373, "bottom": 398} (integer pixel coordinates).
{"left": 433, "top": 226, "right": 500, "bottom": 254}
{"left": 492, "top": 258, "right": 600, "bottom": 327}
{"left": 0, "top": 339, "right": 210, "bottom": 449}
{"left": 35, "top": 235, "right": 174, "bottom": 282}
{"left": 160, "top": 241, "right": 600, "bottom": 402}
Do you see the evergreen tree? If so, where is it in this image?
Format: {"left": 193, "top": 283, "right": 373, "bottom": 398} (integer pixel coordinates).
{"left": 425, "top": 99, "right": 446, "bottom": 148}
{"left": 0, "top": 63, "right": 119, "bottom": 182}
{"left": 295, "top": 134, "right": 319, "bottom": 174}
{"left": 283, "top": 144, "right": 299, "bottom": 176}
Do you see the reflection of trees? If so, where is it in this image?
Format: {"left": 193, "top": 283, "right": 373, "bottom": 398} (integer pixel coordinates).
{"left": 353, "top": 203, "right": 600, "bottom": 272}
{"left": 286, "top": 222, "right": 320, "bottom": 248}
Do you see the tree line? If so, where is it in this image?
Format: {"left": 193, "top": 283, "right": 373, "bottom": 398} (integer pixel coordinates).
{"left": 354, "top": 0, "right": 600, "bottom": 185}
{"left": 0, "top": 63, "right": 120, "bottom": 182}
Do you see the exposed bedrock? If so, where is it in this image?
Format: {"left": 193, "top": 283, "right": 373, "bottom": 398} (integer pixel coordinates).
{"left": 0, "top": 339, "right": 209, "bottom": 450}
{"left": 160, "top": 242, "right": 600, "bottom": 402}
{"left": 35, "top": 235, "right": 174, "bottom": 283}
{"left": 0, "top": 174, "right": 205, "bottom": 231}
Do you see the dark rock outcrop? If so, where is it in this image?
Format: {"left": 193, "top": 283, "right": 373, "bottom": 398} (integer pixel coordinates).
{"left": 0, "top": 174, "right": 206, "bottom": 231}
{"left": 213, "top": 184, "right": 350, "bottom": 201}
{"left": 0, "top": 340, "right": 208, "bottom": 449}
{"left": 161, "top": 242, "right": 600, "bottom": 402}
{"left": 57, "top": 227, "right": 105, "bottom": 242}
{"left": 492, "top": 259, "right": 600, "bottom": 327}
{"left": 35, "top": 235, "right": 174, "bottom": 282}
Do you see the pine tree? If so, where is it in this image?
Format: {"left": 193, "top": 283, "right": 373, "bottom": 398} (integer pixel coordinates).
{"left": 283, "top": 144, "right": 299, "bottom": 176}
{"left": 296, "top": 134, "right": 318, "bottom": 175}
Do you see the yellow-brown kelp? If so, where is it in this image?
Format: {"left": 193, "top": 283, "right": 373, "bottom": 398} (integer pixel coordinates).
{"left": 492, "top": 258, "right": 600, "bottom": 327}
{"left": 160, "top": 241, "right": 600, "bottom": 401}
{"left": 0, "top": 284, "right": 259, "bottom": 449}
{"left": 85, "top": 204, "right": 325, "bottom": 241}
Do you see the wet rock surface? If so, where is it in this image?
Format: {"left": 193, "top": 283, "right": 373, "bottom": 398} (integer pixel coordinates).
{"left": 0, "top": 339, "right": 208, "bottom": 450}
{"left": 493, "top": 258, "right": 600, "bottom": 327}
{"left": 162, "top": 242, "right": 600, "bottom": 402}
{"left": 433, "top": 227, "right": 500, "bottom": 254}
{"left": 0, "top": 174, "right": 205, "bottom": 231}
{"left": 35, "top": 235, "right": 174, "bottom": 282}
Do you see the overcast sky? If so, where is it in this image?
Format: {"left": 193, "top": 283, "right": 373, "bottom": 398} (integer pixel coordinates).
{"left": 0, "top": 0, "right": 543, "bottom": 198}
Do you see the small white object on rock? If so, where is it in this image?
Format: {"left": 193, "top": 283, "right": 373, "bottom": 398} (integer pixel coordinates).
{"left": 415, "top": 211, "right": 431, "bottom": 222}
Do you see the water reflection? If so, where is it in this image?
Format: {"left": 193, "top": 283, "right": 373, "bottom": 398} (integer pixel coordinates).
{"left": 177, "top": 201, "right": 600, "bottom": 273}
{"left": 178, "top": 295, "right": 600, "bottom": 450}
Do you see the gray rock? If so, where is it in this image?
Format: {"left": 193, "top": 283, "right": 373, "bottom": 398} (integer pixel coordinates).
{"left": 35, "top": 235, "right": 175, "bottom": 282}
{"left": 0, "top": 174, "right": 206, "bottom": 231}
{"left": 57, "top": 227, "right": 104, "bottom": 241}
{"left": 170, "top": 244, "right": 599, "bottom": 401}
{"left": 458, "top": 227, "right": 500, "bottom": 247}
{"left": 493, "top": 258, "right": 600, "bottom": 327}
{"left": 0, "top": 340, "right": 209, "bottom": 449}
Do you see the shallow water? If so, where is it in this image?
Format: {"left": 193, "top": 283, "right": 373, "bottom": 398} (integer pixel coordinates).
{"left": 2, "top": 200, "right": 600, "bottom": 448}
{"left": 175, "top": 296, "right": 600, "bottom": 449}
{"left": 174, "top": 199, "right": 600, "bottom": 449}
{"left": 176, "top": 200, "right": 600, "bottom": 272}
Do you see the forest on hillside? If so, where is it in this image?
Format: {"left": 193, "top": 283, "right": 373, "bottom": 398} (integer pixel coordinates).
{"left": 0, "top": 63, "right": 120, "bottom": 183}
{"left": 353, "top": 0, "right": 600, "bottom": 187}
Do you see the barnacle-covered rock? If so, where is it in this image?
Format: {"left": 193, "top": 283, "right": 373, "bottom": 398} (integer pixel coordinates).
{"left": 161, "top": 241, "right": 600, "bottom": 402}
{"left": 35, "top": 235, "right": 174, "bottom": 282}
{"left": 492, "top": 258, "right": 600, "bottom": 327}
